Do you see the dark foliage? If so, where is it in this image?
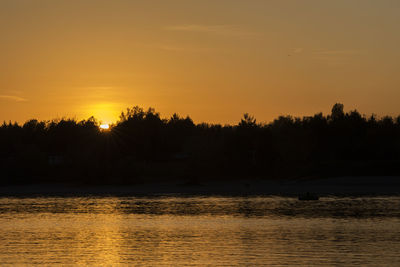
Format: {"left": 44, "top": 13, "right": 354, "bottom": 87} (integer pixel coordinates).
{"left": 1, "top": 104, "right": 400, "bottom": 185}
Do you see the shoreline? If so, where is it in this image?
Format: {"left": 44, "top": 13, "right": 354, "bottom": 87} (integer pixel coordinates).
{"left": 0, "top": 176, "right": 399, "bottom": 197}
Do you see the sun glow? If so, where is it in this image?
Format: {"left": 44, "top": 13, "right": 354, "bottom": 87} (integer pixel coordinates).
{"left": 100, "top": 124, "right": 110, "bottom": 130}
{"left": 81, "top": 102, "right": 121, "bottom": 126}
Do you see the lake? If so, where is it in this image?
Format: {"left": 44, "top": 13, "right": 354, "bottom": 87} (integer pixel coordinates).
{"left": 1, "top": 196, "right": 400, "bottom": 266}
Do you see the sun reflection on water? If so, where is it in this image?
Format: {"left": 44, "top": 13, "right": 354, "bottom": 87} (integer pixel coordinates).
{"left": 1, "top": 197, "right": 400, "bottom": 265}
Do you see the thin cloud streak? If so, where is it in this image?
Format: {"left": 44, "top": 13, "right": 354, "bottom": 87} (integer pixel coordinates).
{"left": 165, "top": 24, "right": 260, "bottom": 37}
{"left": 0, "top": 95, "right": 28, "bottom": 102}
{"left": 293, "top": 48, "right": 303, "bottom": 53}
{"left": 313, "top": 49, "right": 363, "bottom": 55}
{"left": 155, "top": 44, "right": 214, "bottom": 53}
{"left": 312, "top": 49, "right": 365, "bottom": 64}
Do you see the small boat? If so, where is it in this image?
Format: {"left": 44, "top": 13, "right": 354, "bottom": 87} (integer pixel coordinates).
{"left": 298, "top": 192, "right": 319, "bottom": 201}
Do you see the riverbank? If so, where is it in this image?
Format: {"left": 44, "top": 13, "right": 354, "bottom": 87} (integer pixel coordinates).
{"left": 0, "top": 176, "right": 399, "bottom": 196}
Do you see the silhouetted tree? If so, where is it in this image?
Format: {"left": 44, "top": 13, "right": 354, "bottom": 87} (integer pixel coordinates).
{"left": 1, "top": 103, "right": 400, "bottom": 185}
{"left": 239, "top": 113, "right": 257, "bottom": 128}
{"left": 331, "top": 103, "right": 345, "bottom": 121}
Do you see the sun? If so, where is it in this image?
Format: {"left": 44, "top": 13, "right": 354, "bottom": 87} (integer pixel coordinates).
{"left": 100, "top": 124, "right": 110, "bottom": 130}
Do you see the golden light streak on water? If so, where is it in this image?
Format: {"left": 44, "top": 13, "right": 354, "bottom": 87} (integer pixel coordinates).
{"left": 1, "top": 197, "right": 400, "bottom": 266}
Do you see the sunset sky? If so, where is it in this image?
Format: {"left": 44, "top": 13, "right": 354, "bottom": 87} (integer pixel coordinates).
{"left": 1, "top": 0, "right": 400, "bottom": 124}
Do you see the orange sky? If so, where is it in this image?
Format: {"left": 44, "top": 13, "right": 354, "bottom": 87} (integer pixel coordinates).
{"left": 1, "top": 0, "right": 400, "bottom": 124}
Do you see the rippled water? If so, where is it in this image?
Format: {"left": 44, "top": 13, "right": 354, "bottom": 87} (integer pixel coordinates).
{"left": 1, "top": 196, "right": 400, "bottom": 266}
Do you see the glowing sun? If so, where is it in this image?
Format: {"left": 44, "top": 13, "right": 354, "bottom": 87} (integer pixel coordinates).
{"left": 100, "top": 124, "right": 110, "bottom": 130}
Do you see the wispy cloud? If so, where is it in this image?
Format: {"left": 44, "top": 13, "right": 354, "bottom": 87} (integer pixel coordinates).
{"left": 312, "top": 49, "right": 365, "bottom": 65}
{"left": 165, "top": 24, "right": 260, "bottom": 37}
{"left": 313, "top": 49, "right": 363, "bottom": 55}
{"left": 292, "top": 48, "right": 304, "bottom": 54}
{"left": 153, "top": 44, "right": 213, "bottom": 53}
{"left": 157, "top": 44, "right": 191, "bottom": 52}
{"left": 0, "top": 95, "right": 28, "bottom": 102}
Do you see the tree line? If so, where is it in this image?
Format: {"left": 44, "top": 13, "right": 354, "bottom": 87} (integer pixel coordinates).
{"left": 1, "top": 103, "right": 400, "bottom": 185}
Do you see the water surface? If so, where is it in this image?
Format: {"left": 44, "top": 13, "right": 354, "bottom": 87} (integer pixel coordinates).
{"left": 1, "top": 196, "right": 400, "bottom": 266}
